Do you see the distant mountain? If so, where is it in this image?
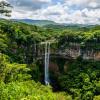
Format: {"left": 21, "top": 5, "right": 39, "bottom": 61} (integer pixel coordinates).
{"left": 43, "top": 23, "right": 95, "bottom": 30}
{"left": 12, "top": 19, "right": 57, "bottom": 26}
{"left": 11, "top": 19, "right": 96, "bottom": 29}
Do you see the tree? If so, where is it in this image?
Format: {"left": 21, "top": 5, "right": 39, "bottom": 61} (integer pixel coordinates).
{"left": 0, "top": 1, "right": 12, "bottom": 17}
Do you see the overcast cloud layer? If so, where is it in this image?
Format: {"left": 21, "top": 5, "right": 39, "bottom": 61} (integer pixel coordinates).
{"left": 1, "top": 0, "right": 100, "bottom": 24}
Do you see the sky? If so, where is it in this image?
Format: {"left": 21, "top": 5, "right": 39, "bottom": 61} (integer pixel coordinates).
{"left": 1, "top": 0, "right": 100, "bottom": 24}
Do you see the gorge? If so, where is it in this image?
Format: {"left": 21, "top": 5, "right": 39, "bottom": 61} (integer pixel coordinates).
{"left": 0, "top": 19, "right": 100, "bottom": 100}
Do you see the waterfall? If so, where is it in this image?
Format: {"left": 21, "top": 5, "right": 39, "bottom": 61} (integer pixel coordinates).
{"left": 44, "top": 42, "right": 50, "bottom": 85}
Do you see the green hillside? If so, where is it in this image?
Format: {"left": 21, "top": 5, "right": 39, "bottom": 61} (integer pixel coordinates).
{"left": 12, "top": 19, "right": 57, "bottom": 26}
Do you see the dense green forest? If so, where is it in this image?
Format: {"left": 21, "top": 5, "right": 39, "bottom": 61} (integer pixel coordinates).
{"left": 0, "top": 19, "right": 100, "bottom": 100}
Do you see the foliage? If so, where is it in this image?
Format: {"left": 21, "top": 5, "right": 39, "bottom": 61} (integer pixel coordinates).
{"left": 93, "top": 95, "right": 100, "bottom": 100}
{"left": 0, "top": 19, "right": 100, "bottom": 100}
{"left": 0, "top": 53, "right": 70, "bottom": 100}
{"left": 58, "top": 60, "right": 100, "bottom": 100}
{"left": 0, "top": 81, "right": 71, "bottom": 100}
{"left": 0, "top": 19, "right": 60, "bottom": 63}
{"left": 0, "top": 53, "right": 31, "bottom": 83}
{"left": 0, "top": 19, "right": 100, "bottom": 63}
{"left": 58, "top": 26, "right": 100, "bottom": 49}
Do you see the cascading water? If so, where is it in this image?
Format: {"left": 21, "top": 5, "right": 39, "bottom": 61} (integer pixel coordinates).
{"left": 44, "top": 42, "right": 50, "bottom": 85}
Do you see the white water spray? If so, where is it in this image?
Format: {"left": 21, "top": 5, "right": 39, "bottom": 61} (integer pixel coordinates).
{"left": 44, "top": 42, "right": 50, "bottom": 85}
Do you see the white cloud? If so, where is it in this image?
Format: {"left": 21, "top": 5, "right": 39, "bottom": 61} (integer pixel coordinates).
{"left": 82, "top": 8, "right": 100, "bottom": 18}
{"left": 7, "top": 0, "right": 51, "bottom": 11}
{"left": 88, "top": 2, "right": 98, "bottom": 8}
{"left": 0, "top": 0, "right": 6, "bottom": 1}
{"left": 1, "top": 0, "right": 100, "bottom": 24}
{"left": 35, "top": 0, "right": 51, "bottom": 2}
{"left": 64, "top": 0, "right": 100, "bottom": 9}
{"left": 41, "top": 3, "right": 68, "bottom": 15}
